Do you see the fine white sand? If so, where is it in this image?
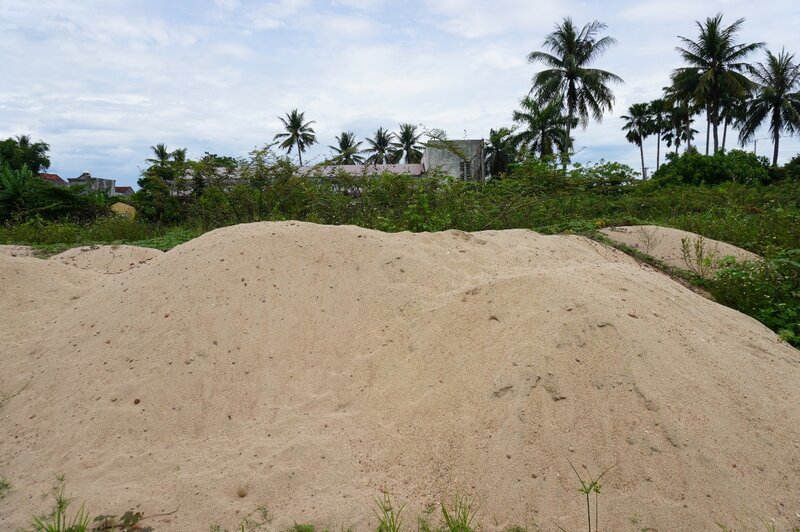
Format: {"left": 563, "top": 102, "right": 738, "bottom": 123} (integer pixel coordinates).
{"left": 1, "top": 222, "right": 797, "bottom": 531}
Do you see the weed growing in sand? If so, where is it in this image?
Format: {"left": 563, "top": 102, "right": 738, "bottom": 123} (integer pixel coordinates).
{"left": 567, "top": 461, "right": 614, "bottom": 532}
{"left": 374, "top": 491, "right": 404, "bottom": 532}
{"left": 634, "top": 226, "right": 663, "bottom": 255}
{"left": 28, "top": 481, "right": 90, "bottom": 532}
{"left": 209, "top": 505, "right": 271, "bottom": 532}
{"left": 0, "top": 476, "right": 10, "bottom": 499}
{"left": 440, "top": 496, "right": 477, "bottom": 532}
{"left": 680, "top": 236, "right": 720, "bottom": 279}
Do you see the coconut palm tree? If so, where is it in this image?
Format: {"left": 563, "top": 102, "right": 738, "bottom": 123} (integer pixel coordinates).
{"left": 622, "top": 103, "right": 651, "bottom": 179}
{"left": 364, "top": 127, "right": 397, "bottom": 165}
{"left": 664, "top": 70, "right": 705, "bottom": 154}
{"left": 511, "top": 96, "right": 569, "bottom": 159}
{"left": 484, "top": 128, "right": 516, "bottom": 178}
{"left": 393, "top": 123, "right": 424, "bottom": 164}
{"left": 528, "top": 18, "right": 623, "bottom": 168}
{"left": 648, "top": 98, "right": 670, "bottom": 170}
{"left": 274, "top": 109, "right": 317, "bottom": 165}
{"left": 328, "top": 131, "right": 365, "bottom": 165}
{"left": 738, "top": 49, "right": 800, "bottom": 166}
{"left": 147, "top": 144, "right": 172, "bottom": 167}
{"left": 674, "top": 13, "right": 763, "bottom": 154}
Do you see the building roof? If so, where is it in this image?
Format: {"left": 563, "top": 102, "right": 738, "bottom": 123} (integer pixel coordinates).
{"left": 115, "top": 186, "right": 133, "bottom": 193}
{"left": 298, "top": 164, "right": 425, "bottom": 177}
{"left": 38, "top": 172, "right": 68, "bottom": 185}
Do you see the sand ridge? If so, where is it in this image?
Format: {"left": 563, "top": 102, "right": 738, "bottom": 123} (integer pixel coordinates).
{"left": 0, "top": 221, "right": 798, "bottom": 531}
{"left": 600, "top": 225, "right": 760, "bottom": 271}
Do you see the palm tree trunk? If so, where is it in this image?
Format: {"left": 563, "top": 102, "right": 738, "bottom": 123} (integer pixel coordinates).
{"left": 712, "top": 104, "right": 720, "bottom": 154}
{"left": 639, "top": 143, "right": 646, "bottom": 180}
{"left": 656, "top": 130, "right": 661, "bottom": 171}
{"left": 773, "top": 132, "right": 780, "bottom": 167}
{"left": 722, "top": 118, "right": 728, "bottom": 152}
{"left": 297, "top": 140, "right": 303, "bottom": 166}
{"left": 705, "top": 113, "right": 710, "bottom": 155}
{"left": 563, "top": 116, "right": 572, "bottom": 171}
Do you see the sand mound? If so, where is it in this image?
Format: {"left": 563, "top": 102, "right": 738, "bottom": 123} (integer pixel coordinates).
{"left": 601, "top": 225, "right": 759, "bottom": 271}
{"left": 53, "top": 244, "right": 164, "bottom": 274}
{"left": 1, "top": 222, "right": 798, "bottom": 531}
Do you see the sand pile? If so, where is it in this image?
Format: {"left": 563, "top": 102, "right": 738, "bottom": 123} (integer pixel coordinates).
{"left": 1, "top": 222, "right": 798, "bottom": 531}
{"left": 601, "top": 225, "right": 759, "bottom": 270}
{"left": 53, "top": 244, "right": 164, "bottom": 274}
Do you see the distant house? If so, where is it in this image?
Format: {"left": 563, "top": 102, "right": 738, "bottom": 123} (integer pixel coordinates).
{"left": 421, "top": 139, "right": 485, "bottom": 180}
{"left": 298, "top": 163, "right": 425, "bottom": 178}
{"left": 68, "top": 172, "right": 117, "bottom": 195}
{"left": 38, "top": 172, "right": 68, "bottom": 187}
{"left": 114, "top": 186, "right": 134, "bottom": 197}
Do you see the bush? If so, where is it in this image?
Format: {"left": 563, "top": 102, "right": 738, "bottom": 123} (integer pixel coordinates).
{"left": 711, "top": 250, "right": 800, "bottom": 347}
{"left": 784, "top": 154, "right": 800, "bottom": 180}
{"left": 652, "top": 149, "right": 770, "bottom": 185}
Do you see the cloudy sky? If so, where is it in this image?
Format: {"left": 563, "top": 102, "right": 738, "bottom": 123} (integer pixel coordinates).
{"left": 2, "top": 0, "right": 799, "bottom": 187}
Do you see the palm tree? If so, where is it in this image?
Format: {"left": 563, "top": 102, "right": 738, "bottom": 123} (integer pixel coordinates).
{"left": 664, "top": 70, "right": 701, "bottom": 153}
{"left": 393, "top": 123, "right": 424, "bottom": 164}
{"left": 528, "top": 18, "right": 623, "bottom": 168}
{"left": 511, "top": 96, "right": 569, "bottom": 159}
{"left": 364, "top": 127, "right": 397, "bottom": 165}
{"left": 674, "top": 13, "right": 763, "bottom": 154}
{"left": 484, "top": 128, "right": 516, "bottom": 177}
{"left": 738, "top": 49, "right": 800, "bottom": 166}
{"left": 329, "top": 131, "right": 365, "bottom": 165}
{"left": 622, "top": 103, "right": 652, "bottom": 179}
{"left": 648, "top": 99, "right": 669, "bottom": 170}
{"left": 274, "top": 109, "right": 317, "bottom": 165}
{"left": 147, "top": 144, "right": 171, "bottom": 167}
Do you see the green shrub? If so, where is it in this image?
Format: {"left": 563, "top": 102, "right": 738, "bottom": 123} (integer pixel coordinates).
{"left": 711, "top": 250, "right": 800, "bottom": 347}
{"left": 784, "top": 154, "right": 800, "bottom": 180}
{"left": 653, "top": 149, "right": 770, "bottom": 185}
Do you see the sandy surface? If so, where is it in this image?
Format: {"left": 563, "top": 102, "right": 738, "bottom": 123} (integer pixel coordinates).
{"left": 0, "top": 245, "right": 35, "bottom": 258}
{"left": 600, "top": 225, "right": 760, "bottom": 271}
{"left": 53, "top": 245, "right": 164, "bottom": 274}
{"left": 1, "top": 222, "right": 798, "bottom": 531}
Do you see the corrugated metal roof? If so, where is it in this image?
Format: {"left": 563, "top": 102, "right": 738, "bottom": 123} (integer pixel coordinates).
{"left": 298, "top": 164, "right": 425, "bottom": 177}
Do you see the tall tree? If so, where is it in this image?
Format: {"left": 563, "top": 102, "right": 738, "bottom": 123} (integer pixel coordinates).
{"left": 484, "top": 127, "right": 516, "bottom": 177}
{"left": 674, "top": 13, "right": 763, "bottom": 154}
{"left": 648, "top": 98, "right": 669, "bottom": 170}
{"left": 274, "top": 109, "right": 317, "bottom": 165}
{"left": 511, "top": 96, "right": 569, "bottom": 159}
{"left": 329, "top": 131, "right": 365, "bottom": 165}
{"left": 622, "top": 103, "right": 651, "bottom": 179}
{"left": 528, "top": 18, "right": 623, "bottom": 168}
{"left": 364, "top": 127, "right": 397, "bottom": 164}
{"left": 393, "top": 123, "right": 424, "bottom": 164}
{"left": 664, "top": 70, "right": 702, "bottom": 153}
{"left": 147, "top": 143, "right": 171, "bottom": 167}
{"left": 0, "top": 135, "right": 50, "bottom": 173}
{"left": 738, "top": 49, "right": 800, "bottom": 166}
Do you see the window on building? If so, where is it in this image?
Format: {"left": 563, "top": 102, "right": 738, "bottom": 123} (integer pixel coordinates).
{"left": 459, "top": 160, "right": 472, "bottom": 180}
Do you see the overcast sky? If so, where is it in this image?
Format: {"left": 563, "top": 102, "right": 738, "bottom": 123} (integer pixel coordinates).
{"left": 2, "top": 0, "right": 799, "bottom": 187}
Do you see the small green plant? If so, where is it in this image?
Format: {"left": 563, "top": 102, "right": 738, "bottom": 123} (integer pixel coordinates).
{"left": 568, "top": 461, "right": 615, "bottom": 532}
{"left": 680, "top": 236, "right": 720, "bottom": 279}
{"left": 29, "top": 481, "right": 90, "bottom": 532}
{"left": 440, "top": 496, "right": 476, "bottom": 532}
{"left": 92, "top": 511, "right": 152, "bottom": 531}
{"left": 374, "top": 491, "right": 403, "bottom": 532}
{"left": 0, "top": 476, "right": 10, "bottom": 499}
{"left": 286, "top": 524, "right": 317, "bottom": 532}
{"left": 209, "top": 506, "right": 271, "bottom": 532}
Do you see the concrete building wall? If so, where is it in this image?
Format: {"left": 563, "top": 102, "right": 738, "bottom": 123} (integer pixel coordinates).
{"left": 421, "top": 139, "right": 484, "bottom": 180}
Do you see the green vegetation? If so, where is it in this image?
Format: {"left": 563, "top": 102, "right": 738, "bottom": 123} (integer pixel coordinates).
{"left": 0, "top": 476, "right": 9, "bottom": 499}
